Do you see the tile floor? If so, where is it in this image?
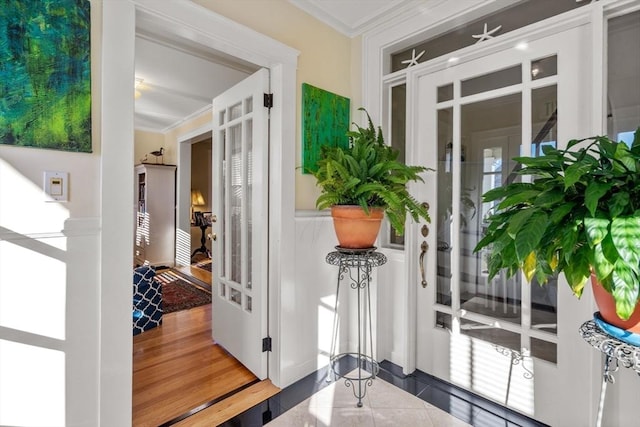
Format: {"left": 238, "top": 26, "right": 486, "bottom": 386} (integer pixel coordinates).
{"left": 220, "top": 360, "right": 549, "bottom": 427}
{"left": 265, "top": 369, "right": 470, "bottom": 427}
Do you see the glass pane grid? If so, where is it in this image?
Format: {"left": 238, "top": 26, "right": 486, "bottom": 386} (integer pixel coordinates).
{"left": 436, "top": 108, "right": 453, "bottom": 307}
{"left": 221, "top": 130, "right": 227, "bottom": 278}
{"left": 230, "top": 124, "right": 243, "bottom": 285}
{"left": 531, "top": 337, "right": 556, "bottom": 364}
{"left": 531, "top": 55, "right": 557, "bottom": 80}
{"left": 246, "top": 119, "right": 253, "bottom": 290}
{"left": 437, "top": 84, "right": 453, "bottom": 103}
{"left": 461, "top": 65, "right": 522, "bottom": 97}
{"left": 230, "top": 102, "right": 242, "bottom": 121}
{"left": 389, "top": 84, "right": 407, "bottom": 247}
{"left": 230, "top": 288, "right": 242, "bottom": 306}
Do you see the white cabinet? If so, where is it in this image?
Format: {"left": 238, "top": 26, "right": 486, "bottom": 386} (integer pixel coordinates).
{"left": 134, "top": 164, "right": 176, "bottom": 267}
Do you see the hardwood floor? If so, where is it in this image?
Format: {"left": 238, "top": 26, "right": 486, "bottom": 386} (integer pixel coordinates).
{"left": 174, "top": 261, "right": 212, "bottom": 289}
{"left": 133, "top": 297, "right": 279, "bottom": 426}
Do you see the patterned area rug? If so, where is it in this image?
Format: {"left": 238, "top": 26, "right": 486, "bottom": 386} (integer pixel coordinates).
{"left": 156, "top": 270, "right": 211, "bottom": 313}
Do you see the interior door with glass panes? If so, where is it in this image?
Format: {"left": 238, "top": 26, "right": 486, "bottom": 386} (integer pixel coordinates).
{"left": 211, "top": 68, "right": 269, "bottom": 379}
{"left": 412, "top": 26, "right": 593, "bottom": 426}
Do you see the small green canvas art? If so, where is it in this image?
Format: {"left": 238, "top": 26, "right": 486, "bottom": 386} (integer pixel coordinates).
{"left": 0, "top": 0, "right": 92, "bottom": 152}
{"left": 301, "top": 83, "right": 350, "bottom": 174}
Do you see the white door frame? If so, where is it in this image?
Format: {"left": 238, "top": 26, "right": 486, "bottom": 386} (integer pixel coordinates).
{"left": 101, "top": 0, "right": 298, "bottom": 424}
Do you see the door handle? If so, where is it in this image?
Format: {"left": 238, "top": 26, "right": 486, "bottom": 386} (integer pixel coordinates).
{"left": 420, "top": 241, "right": 428, "bottom": 288}
{"left": 210, "top": 232, "right": 217, "bottom": 241}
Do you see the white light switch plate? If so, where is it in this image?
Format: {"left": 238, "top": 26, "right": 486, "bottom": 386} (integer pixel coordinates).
{"left": 44, "top": 171, "right": 69, "bottom": 202}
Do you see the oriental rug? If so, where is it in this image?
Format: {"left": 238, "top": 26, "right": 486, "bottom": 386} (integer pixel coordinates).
{"left": 156, "top": 269, "right": 211, "bottom": 313}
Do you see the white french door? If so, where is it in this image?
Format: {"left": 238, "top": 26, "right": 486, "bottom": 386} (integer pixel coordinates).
{"left": 211, "top": 68, "right": 270, "bottom": 379}
{"left": 411, "top": 26, "right": 594, "bottom": 425}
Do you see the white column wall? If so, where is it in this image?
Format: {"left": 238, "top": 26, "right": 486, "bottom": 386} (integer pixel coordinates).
{"left": 287, "top": 214, "right": 340, "bottom": 385}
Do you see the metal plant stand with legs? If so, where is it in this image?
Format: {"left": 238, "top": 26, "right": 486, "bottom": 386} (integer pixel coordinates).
{"left": 326, "top": 247, "right": 387, "bottom": 407}
{"left": 580, "top": 320, "right": 640, "bottom": 427}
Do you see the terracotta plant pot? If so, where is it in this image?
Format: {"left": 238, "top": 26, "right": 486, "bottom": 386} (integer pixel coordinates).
{"left": 331, "top": 205, "right": 384, "bottom": 249}
{"left": 591, "top": 274, "right": 640, "bottom": 334}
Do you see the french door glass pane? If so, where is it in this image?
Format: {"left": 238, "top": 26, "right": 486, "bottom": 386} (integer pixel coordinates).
{"left": 230, "top": 123, "right": 242, "bottom": 284}
{"left": 461, "top": 65, "right": 521, "bottom": 97}
{"left": 220, "top": 129, "right": 226, "bottom": 279}
{"left": 531, "top": 55, "right": 557, "bottom": 81}
{"left": 389, "top": 84, "right": 407, "bottom": 246}
{"left": 436, "top": 107, "right": 453, "bottom": 307}
{"left": 460, "top": 318, "right": 520, "bottom": 352}
{"left": 531, "top": 337, "right": 556, "bottom": 364}
{"left": 607, "top": 10, "right": 640, "bottom": 141}
{"left": 246, "top": 118, "right": 253, "bottom": 290}
{"left": 230, "top": 102, "right": 242, "bottom": 121}
{"left": 531, "top": 84, "right": 558, "bottom": 336}
{"left": 461, "top": 93, "right": 522, "bottom": 325}
{"left": 437, "top": 84, "right": 453, "bottom": 103}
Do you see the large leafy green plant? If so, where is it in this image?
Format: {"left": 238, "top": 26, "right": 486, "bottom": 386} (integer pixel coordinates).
{"left": 312, "top": 108, "right": 430, "bottom": 235}
{"left": 474, "top": 128, "right": 640, "bottom": 320}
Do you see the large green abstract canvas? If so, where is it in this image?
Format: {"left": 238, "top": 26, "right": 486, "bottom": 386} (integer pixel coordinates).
{"left": 301, "top": 83, "right": 350, "bottom": 174}
{"left": 0, "top": 0, "right": 92, "bottom": 152}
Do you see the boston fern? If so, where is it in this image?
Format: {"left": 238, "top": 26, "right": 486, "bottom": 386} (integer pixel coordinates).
{"left": 474, "top": 128, "right": 640, "bottom": 320}
{"left": 313, "top": 108, "right": 430, "bottom": 235}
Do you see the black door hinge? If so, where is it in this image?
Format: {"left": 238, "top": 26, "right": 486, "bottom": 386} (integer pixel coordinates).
{"left": 264, "top": 93, "right": 273, "bottom": 109}
{"left": 262, "top": 336, "right": 272, "bottom": 352}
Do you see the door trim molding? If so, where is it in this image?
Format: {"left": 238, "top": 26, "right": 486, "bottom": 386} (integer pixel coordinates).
{"left": 101, "top": 0, "right": 298, "bottom": 423}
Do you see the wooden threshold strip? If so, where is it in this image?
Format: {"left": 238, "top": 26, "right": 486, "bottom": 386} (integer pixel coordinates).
{"left": 172, "top": 379, "right": 281, "bottom": 426}
{"left": 159, "top": 378, "right": 260, "bottom": 426}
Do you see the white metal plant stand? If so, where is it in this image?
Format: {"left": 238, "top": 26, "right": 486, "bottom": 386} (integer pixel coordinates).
{"left": 580, "top": 320, "right": 640, "bottom": 427}
{"left": 326, "top": 247, "right": 387, "bottom": 407}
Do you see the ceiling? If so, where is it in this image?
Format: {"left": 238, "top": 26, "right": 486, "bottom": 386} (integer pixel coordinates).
{"left": 133, "top": 35, "right": 255, "bottom": 133}
{"left": 133, "top": 0, "right": 428, "bottom": 133}
{"left": 288, "top": 0, "right": 431, "bottom": 37}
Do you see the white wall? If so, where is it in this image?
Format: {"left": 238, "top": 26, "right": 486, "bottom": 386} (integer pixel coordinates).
{"left": 288, "top": 214, "right": 340, "bottom": 383}
{"left": 0, "top": 1, "right": 103, "bottom": 424}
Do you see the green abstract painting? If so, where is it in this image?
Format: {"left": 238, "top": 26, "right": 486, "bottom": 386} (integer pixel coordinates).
{"left": 302, "top": 83, "right": 350, "bottom": 174}
{"left": 0, "top": 0, "right": 92, "bottom": 152}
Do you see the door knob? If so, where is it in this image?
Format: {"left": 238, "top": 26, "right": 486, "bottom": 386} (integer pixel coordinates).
{"left": 210, "top": 232, "right": 217, "bottom": 241}
{"left": 211, "top": 215, "right": 217, "bottom": 223}
{"left": 421, "top": 225, "right": 429, "bottom": 237}
{"left": 420, "top": 241, "right": 428, "bottom": 288}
